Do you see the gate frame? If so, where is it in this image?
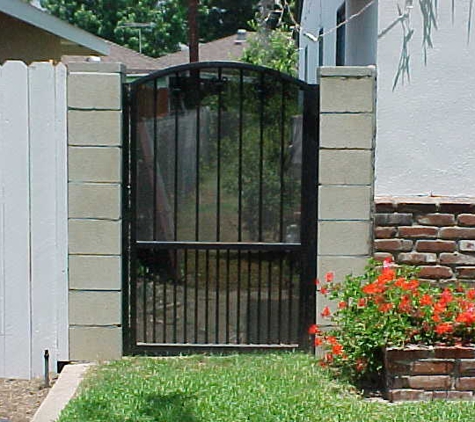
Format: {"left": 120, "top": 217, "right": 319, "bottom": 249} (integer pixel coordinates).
{"left": 122, "top": 61, "right": 319, "bottom": 355}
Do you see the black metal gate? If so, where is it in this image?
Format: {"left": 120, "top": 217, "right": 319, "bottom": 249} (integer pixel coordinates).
{"left": 123, "top": 62, "right": 319, "bottom": 354}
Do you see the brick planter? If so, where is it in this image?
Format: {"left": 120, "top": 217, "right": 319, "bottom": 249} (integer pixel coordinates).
{"left": 385, "top": 345, "right": 475, "bottom": 402}
{"left": 374, "top": 196, "right": 475, "bottom": 284}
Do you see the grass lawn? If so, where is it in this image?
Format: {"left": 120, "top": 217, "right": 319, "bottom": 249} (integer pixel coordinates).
{"left": 58, "top": 353, "right": 475, "bottom": 422}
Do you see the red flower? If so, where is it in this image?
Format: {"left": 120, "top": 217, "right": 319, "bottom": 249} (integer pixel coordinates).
{"left": 440, "top": 288, "right": 453, "bottom": 305}
{"left": 378, "top": 268, "right": 395, "bottom": 284}
{"left": 433, "top": 301, "right": 447, "bottom": 315}
{"left": 435, "top": 322, "right": 454, "bottom": 335}
{"left": 314, "top": 278, "right": 320, "bottom": 286}
{"left": 395, "top": 278, "right": 419, "bottom": 291}
{"left": 321, "top": 306, "right": 331, "bottom": 318}
{"left": 332, "top": 343, "right": 344, "bottom": 356}
{"left": 456, "top": 311, "right": 475, "bottom": 325}
{"left": 362, "top": 282, "right": 385, "bottom": 295}
{"left": 308, "top": 324, "right": 320, "bottom": 335}
{"left": 357, "top": 298, "right": 366, "bottom": 307}
{"left": 398, "top": 295, "right": 412, "bottom": 313}
{"left": 394, "top": 277, "right": 406, "bottom": 288}
{"left": 314, "top": 337, "right": 323, "bottom": 347}
{"left": 383, "top": 256, "right": 393, "bottom": 269}
{"left": 338, "top": 301, "right": 347, "bottom": 309}
{"left": 420, "top": 294, "right": 433, "bottom": 306}
{"left": 403, "top": 280, "right": 419, "bottom": 291}
{"left": 325, "top": 271, "right": 335, "bottom": 283}
{"left": 378, "top": 303, "right": 393, "bottom": 313}
{"left": 467, "top": 289, "right": 475, "bottom": 300}
{"left": 326, "top": 336, "right": 338, "bottom": 345}
{"left": 320, "top": 286, "right": 329, "bottom": 295}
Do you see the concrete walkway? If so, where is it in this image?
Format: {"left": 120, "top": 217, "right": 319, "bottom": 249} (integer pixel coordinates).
{"left": 31, "top": 363, "right": 93, "bottom": 422}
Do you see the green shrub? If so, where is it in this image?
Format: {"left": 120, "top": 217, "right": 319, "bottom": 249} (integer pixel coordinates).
{"left": 310, "top": 258, "right": 475, "bottom": 380}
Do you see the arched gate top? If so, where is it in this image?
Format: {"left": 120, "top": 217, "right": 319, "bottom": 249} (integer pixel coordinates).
{"left": 130, "top": 60, "right": 316, "bottom": 90}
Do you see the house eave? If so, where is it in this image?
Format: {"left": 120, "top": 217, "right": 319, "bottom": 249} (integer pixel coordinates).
{"left": 0, "top": 0, "right": 109, "bottom": 56}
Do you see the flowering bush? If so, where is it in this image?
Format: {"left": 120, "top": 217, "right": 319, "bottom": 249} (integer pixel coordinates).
{"left": 309, "top": 258, "right": 475, "bottom": 380}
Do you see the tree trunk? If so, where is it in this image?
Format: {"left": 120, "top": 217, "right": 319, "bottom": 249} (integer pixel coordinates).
{"left": 188, "top": 0, "right": 199, "bottom": 62}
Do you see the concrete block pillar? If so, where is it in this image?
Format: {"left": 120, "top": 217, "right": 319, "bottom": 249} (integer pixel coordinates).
{"left": 317, "top": 66, "right": 376, "bottom": 324}
{"left": 67, "top": 63, "right": 125, "bottom": 361}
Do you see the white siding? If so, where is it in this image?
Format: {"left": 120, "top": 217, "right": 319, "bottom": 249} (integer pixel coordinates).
{"left": 299, "top": 0, "right": 342, "bottom": 82}
{"left": 0, "top": 61, "right": 68, "bottom": 379}
{"left": 345, "top": 0, "right": 378, "bottom": 66}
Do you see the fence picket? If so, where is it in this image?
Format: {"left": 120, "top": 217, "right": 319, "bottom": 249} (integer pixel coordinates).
{"left": 29, "top": 62, "right": 66, "bottom": 377}
{"left": 0, "top": 61, "right": 68, "bottom": 378}
{"left": 0, "top": 62, "right": 32, "bottom": 379}
{"left": 54, "top": 63, "right": 68, "bottom": 363}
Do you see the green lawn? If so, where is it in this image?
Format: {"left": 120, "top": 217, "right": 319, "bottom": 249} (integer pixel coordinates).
{"left": 58, "top": 353, "right": 475, "bottom": 422}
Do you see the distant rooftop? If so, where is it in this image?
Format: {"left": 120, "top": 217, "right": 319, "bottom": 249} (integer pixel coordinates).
{"left": 63, "top": 30, "right": 251, "bottom": 76}
{"left": 63, "top": 40, "right": 164, "bottom": 75}
{"left": 154, "top": 31, "right": 250, "bottom": 70}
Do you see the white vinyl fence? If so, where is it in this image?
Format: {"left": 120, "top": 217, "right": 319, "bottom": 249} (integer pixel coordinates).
{"left": 0, "top": 61, "right": 68, "bottom": 379}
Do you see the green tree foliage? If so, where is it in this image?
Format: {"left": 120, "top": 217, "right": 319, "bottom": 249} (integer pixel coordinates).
{"left": 198, "top": 0, "right": 258, "bottom": 42}
{"left": 241, "top": 25, "right": 298, "bottom": 76}
{"left": 240, "top": 1, "right": 298, "bottom": 76}
{"left": 41, "top": 0, "right": 260, "bottom": 57}
{"left": 40, "top": 0, "right": 188, "bottom": 57}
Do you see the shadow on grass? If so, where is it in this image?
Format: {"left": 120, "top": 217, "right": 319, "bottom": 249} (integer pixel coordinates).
{"left": 60, "top": 392, "right": 200, "bottom": 422}
{"left": 137, "top": 393, "right": 199, "bottom": 422}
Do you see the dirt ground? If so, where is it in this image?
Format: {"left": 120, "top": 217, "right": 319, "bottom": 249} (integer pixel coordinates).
{"left": 0, "top": 377, "right": 55, "bottom": 422}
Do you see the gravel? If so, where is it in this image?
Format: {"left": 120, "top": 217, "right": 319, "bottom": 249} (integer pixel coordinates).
{"left": 0, "top": 377, "right": 54, "bottom": 422}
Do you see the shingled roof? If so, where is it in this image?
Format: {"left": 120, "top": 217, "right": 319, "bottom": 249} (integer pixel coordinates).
{"left": 62, "top": 31, "right": 250, "bottom": 76}
{"left": 63, "top": 40, "right": 163, "bottom": 75}
{"left": 153, "top": 32, "right": 250, "bottom": 69}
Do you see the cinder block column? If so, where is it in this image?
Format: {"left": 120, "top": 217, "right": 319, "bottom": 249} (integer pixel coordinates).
{"left": 67, "top": 63, "right": 125, "bottom": 361}
{"left": 317, "top": 66, "right": 376, "bottom": 324}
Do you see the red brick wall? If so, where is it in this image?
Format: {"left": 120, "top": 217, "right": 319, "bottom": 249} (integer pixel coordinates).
{"left": 375, "top": 197, "right": 475, "bottom": 283}
{"left": 385, "top": 346, "right": 475, "bottom": 401}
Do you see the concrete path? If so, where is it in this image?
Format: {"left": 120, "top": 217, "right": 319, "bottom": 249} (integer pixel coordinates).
{"left": 31, "top": 363, "right": 94, "bottom": 422}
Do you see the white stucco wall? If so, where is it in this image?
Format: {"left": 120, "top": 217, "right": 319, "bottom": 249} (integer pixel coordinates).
{"left": 300, "top": 0, "right": 475, "bottom": 197}
{"left": 377, "top": 0, "right": 475, "bottom": 196}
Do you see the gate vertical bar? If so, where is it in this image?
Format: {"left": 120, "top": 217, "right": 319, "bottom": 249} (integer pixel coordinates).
{"left": 279, "top": 80, "right": 286, "bottom": 243}
{"left": 298, "top": 84, "right": 319, "bottom": 350}
{"left": 258, "top": 73, "right": 264, "bottom": 243}
{"left": 278, "top": 79, "right": 286, "bottom": 345}
{"left": 215, "top": 68, "right": 223, "bottom": 343}
{"left": 194, "top": 70, "right": 201, "bottom": 344}
{"left": 152, "top": 79, "right": 158, "bottom": 343}
{"left": 266, "top": 257, "right": 272, "bottom": 343}
{"left": 257, "top": 72, "right": 265, "bottom": 344}
{"left": 288, "top": 256, "right": 294, "bottom": 343}
{"left": 205, "top": 249, "right": 210, "bottom": 343}
{"left": 129, "top": 83, "right": 139, "bottom": 351}
{"left": 173, "top": 73, "right": 180, "bottom": 344}
{"left": 225, "top": 249, "right": 230, "bottom": 343}
{"left": 183, "top": 249, "right": 188, "bottom": 342}
{"left": 246, "top": 250, "right": 251, "bottom": 343}
{"left": 236, "top": 69, "right": 244, "bottom": 344}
